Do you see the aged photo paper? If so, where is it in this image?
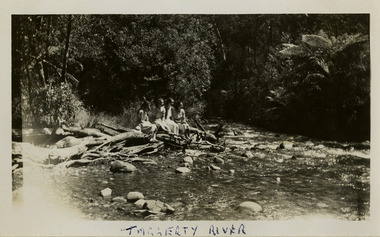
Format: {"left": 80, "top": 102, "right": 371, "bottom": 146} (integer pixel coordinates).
{"left": 1, "top": 0, "right": 380, "bottom": 236}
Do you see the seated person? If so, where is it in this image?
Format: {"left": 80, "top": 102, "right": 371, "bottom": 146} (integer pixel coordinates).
{"left": 174, "top": 101, "right": 190, "bottom": 138}
{"left": 165, "top": 98, "right": 179, "bottom": 135}
{"left": 152, "top": 98, "right": 171, "bottom": 133}
{"left": 137, "top": 99, "right": 158, "bottom": 142}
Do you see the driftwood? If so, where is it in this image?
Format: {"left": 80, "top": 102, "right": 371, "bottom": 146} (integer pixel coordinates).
{"left": 98, "top": 122, "right": 135, "bottom": 133}
{"left": 118, "top": 141, "right": 164, "bottom": 155}
{"left": 95, "top": 131, "right": 149, "bottom": 150}
{"left": 193, "top": 120, "right": 217, "bottom": 143}
{"left": 96, "top": 124, "right": 120, "bottom": 136}
{"left": 12, "top": 118, "right": 220, "bottom": 169}
{"left": 62, "top": 126, "right": 111, "bottom": 138}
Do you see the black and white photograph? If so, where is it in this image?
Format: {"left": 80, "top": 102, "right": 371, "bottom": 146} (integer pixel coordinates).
{"left": 1, "top": 0, "right": 380, "bottom": 236}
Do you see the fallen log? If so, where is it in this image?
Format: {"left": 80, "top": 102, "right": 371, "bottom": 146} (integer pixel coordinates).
{"left": 12, "top": 141, "right": 88, "bottom": 164}
{"left": 156, "top": 133, "right": 190, "bottom": 148}
{"left": 95, "top": 131, "right": 149, "bottom": 150}
{"left": 96, "top": 124, "right": 120, "bottom": 136}
{"left": 62, "top": 126, "right": 111, "bottom": 138}
{"left": 98, "top": 122, "right": 135, "bottom": 133}
{"left": 118, "top": 141, "right": 164, "bottom": 155}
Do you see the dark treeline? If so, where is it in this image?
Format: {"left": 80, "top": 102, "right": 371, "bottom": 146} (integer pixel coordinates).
{"left": 12, "top": 14, "right": 370, "bottom": 141}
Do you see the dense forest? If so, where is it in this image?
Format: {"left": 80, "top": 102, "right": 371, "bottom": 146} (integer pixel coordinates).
{"left": 12, "top": 14, "right": 370, "bottom": 141}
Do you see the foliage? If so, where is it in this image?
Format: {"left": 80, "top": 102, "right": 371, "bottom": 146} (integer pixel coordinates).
{"left": 12, "top": 14, "right": 370, "bottom": 141}
{"left": 75, "top": 15, "right": 216, "bottom": 114}
{"left": 33, "top": 82, "right": 85, "bottom": 127}
{"left": 264, "top": 32, "right": 370, "bottom": 140}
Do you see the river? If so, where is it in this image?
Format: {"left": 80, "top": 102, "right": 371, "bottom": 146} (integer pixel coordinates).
{"left": 13, "top": 121, "right": 370, "bottom": 221}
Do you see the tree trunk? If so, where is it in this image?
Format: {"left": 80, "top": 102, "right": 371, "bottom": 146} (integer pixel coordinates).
{"left": 61, "top": 15, "right": 72, "bottom": 82}
{"left": 25, "top": 59, "right": 37, "bottom": 127}
{"left": 44, "top": 15, "right": 51, "bottom": 81}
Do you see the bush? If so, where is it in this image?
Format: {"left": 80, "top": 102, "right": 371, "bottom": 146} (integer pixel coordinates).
{"left": 32, "top": 82, "right": 86, "bottom": 127}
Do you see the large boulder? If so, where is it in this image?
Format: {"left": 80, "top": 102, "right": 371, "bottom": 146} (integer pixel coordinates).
{"left": 110, "top": 160, "right": 137, "bottom": 172}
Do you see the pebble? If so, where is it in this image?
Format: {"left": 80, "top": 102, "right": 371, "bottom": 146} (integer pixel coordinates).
{"left": 210, "top": 164, "right": 221, "bottom": 170}
{"left": 229, "top": 169, "right": 235, "bottom": 174}
{"left": 163, "top": 203, "right": 175, "bottom": 214}
{"left": 244, "top": 151, "right": 254, "bottom": 159}
{"left": 214, "top": 157, "right": 225, "bottom": 164}
{"left": 183, "top": 156, "right": 194, "bottom": 165}
{"left": 278, "top": 141, "right": 294, "bottom": 149}
{"left": 176, "top": 167, "right": 191, "bottom": 173}
{"left": 112, "top": 196, "right": 127, "bottom": 203}
{"left": 316, "top": 144, "right": 325, "bottom": 149}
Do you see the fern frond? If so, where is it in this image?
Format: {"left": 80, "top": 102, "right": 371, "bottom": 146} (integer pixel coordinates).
{"left": 302, "top": 34, "right": 332, "bottom": 50}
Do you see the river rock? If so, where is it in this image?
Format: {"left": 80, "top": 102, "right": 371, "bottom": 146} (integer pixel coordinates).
{"left": 278, "top": 141, "right": 293, "bottom": 149}
{"left": 162, "top": 203, "right": 175, "bottom": 214}
{"left": 145, "top": 200, "right": 165, "bottom": 212}
{"left": 210, "top": 164, "right": 221, "bottom": 170}
{"left": 127, "top": 191, "right": 144, "bottom": 201}
{"left": 214, "top": 157, "right": 225, "bottom": 164}
{"left": 238, "top": 201, "right": 263, "bottom": 212}
{"left": 210, "top": 145, "right": 224, "bottom": 152}
{"left": 176, "top": 167, "right": 191, "bottom": 173}
{"left": 54, "top": 136, "right": 84, "bottom": 148}
{"left": 243, "top": 151, "right": 254, "bottom": 159}
{"left": 100, "top": 188, "right": 112, "bottom": 199}
{"left": 315, "top": 144, "right": 325, "bottom": 149}
{"left": 185, "top": 149, "right": 204, "bottom": 157}
{"left": 112, "top": 196, "right": 127, "bottom": 203}
{"left": 110, "top": 160, "right": 137, "bottom": 172}
{"left": 229, "top": 169, "right": 235, "bottom": 174}
{"left": 252, "top": 144, "right": 267, "bottom": 150}
{"left": 134, "top": 199, "right": 147, "bottom": 208}
{"left": 183, "top": 156, "right": 194, "bottom": 165}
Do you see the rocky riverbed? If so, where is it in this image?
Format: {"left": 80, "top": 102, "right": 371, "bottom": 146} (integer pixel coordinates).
{"left": 12, "top": 122, "right": 370, "bottom": 221}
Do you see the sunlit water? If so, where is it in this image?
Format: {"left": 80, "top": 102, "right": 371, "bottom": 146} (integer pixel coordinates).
{"left": 14, "top": 122, "right": 370, "bottom": 221}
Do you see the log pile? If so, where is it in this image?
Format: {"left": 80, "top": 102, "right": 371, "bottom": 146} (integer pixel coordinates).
{"left": 12, "top": 121, "right": 220, "bottom": 172}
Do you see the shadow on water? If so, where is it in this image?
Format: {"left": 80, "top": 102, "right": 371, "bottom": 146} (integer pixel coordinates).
{"left": 14, "top": 122, "right": 370, "bottom": 221}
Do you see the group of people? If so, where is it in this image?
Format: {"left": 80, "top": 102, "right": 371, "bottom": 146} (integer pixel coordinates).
{"left": 137, "top": 97, "right": 191, "bottom": 142}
